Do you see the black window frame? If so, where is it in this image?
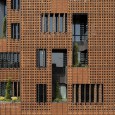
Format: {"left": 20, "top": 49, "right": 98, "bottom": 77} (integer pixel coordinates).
{"left": 36, "top": 84, "right": 47, "bottom": 103}
{"left": 41, "top": 13, "right": 67, "bottom": 33}
{"left": 11, "top": 0, "right": 20, "bottom": 10}
{"left": 11, "top": 23, "right": 20, "bottom": 40}
{"left": 72, "top": 14, "right": 88, "bottom": 42}
{"left": 0, "top": 52, "right": 20, "bottom": 68}
{"left": 0, "top": 82, "right": 20, "bottom": 97}
{"left": 73, "top": 84, "right": 103, "bottom": 103}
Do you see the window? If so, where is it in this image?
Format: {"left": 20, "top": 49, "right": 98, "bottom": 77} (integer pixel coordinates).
{"left": 41, "top": 13, "right": 67, "bottom": 32}
{"left": 72, "top": 14, "right": 88, "bottom": 67}
{"left": 60, "top": 14, "right": 64, "bottom": 32}
{"left": 55, "top": 14, "right": 58, "bottom": 32}
{"left": 52, "top": 49, "right": 67, "bottom": 102}
{"left": 81, "top": 84, "right": 85, "bottom": 102}
{"left": 50, "top": 14, "right": 53, "bottom": 32}
{"left": 13, "top": 82, "right": 20, "bottom": 97}
{"left": 97, "top": 84, "right": 99, "bottom": 102}
{"left": 80, "top": 50, "right": 88, "bottom": 65}
{"left": 91, "top": 84, "right": 94, "bottom": 102}
{"left": 0, "top": 52, "right": 20, "bottom": 68}
{"left": 86, "top": 84, "right": 89, "bottom": 102}
{"left": 36, "top": 84, "right": 47, "bottom": 103}
{"left": 11, "top": 0, "right": 20, "bottom": 10}
{"left": 0, "top": 82, "right": 6, "bottom": 96}
{"left": 73, "top": 14, "right": 88, "bottom": 41}
{"left": 73, "top": 84, "right": 103, "bottom": 103}
{"left": 36, "top": 49, "right": 46, "bottom": 67}
{"left": 44, "top": 14, "right": 48, "bottom": 32}
{"left": 0, "top": 82, "right": 20, "bottom": 97}
{"left": 11, "top": 23, "right": 20, "bottom": 39}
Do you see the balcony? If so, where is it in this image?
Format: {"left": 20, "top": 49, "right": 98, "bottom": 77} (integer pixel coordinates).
{"left": 72, "top": 14, "right": 88, "bottom": 67}
{"left": 52, "top": 49, "right": 67, "bottom": 102}
{"left": 52, "top": 64, "right": 67, "bottom": 84}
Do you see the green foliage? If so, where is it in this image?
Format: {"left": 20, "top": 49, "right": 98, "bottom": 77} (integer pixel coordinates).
{"left": 0, "top": 96, "right": 5, "bottom": 101}
{"left": 55, "top": 82, "right": 62, "bottom": 99}
{"left": 11, "top": 96, "right": 20, "bottom": 102}
{"left": 0, "top": 96, "right": 20, "bottom": 102}
{"left": 5, "top": 79, "right": 11, "bottom": 99}
{"left": 11, "top": 97, "right": 18, "bottom": 101}
{"left": 3, "top": 16, "right": 6, "bottom": 37}
{"left": 53, "top": 98, "right": 61, "bottom": 102}
{"left": 73, "top": 43, "right": 79, "bottom": 67}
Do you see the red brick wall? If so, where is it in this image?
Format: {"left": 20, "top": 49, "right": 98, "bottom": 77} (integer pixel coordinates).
{"left": 0, "top": 103, "right": 21, "bottom": 115}
{"left": 0, "top": 39, "right": 7, "bottom": 52}
{"left": 72, "top": 67, "right": 89, "bottom": 84}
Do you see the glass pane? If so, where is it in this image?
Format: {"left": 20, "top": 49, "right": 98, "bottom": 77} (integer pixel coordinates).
{"left": 78, "top": 52, "right": 80, "bottom": 64}
{"left": 81, "top": 84, "right": 84, "bottom": 102}
{"left": 40, "top": 50, "right": 43, "bottom": 66}
{"left": 73, "top": 36, "right": 80, "bottom": 41}
{"left": 60, "top": 14, "right": 63, "bottom": 32}
{"left": 91, "top": 84, "right": 94, "bottom": 102}
{"left": 76, "top": 84, "right": 79, "bottom": 102}
{"left": 39, "top": 50, "right": 46, "bottom": 67}
{"left": 14, "top": 24, "right": 16, "bottom": 38}
{"left": 52, "top": 53, "right": 63, "bottom": 67}
{"left": 14, "top": 0, "right": 16, "bottom": 9}
{"left": 39, "top": 84, "right": 43, "bottom": 102}
{"left": 16, "top": 24, "right": 18, "bottom": 39}
{"left": 86, "top": 84, "right": 89, "bottom": 102}
{"left": 75, "top": 24, "right": 80, "bottom": 35}
{"left": 11, "top": 53, "right": 13, "bottom": 67}
{"left": 44, "top": 14, "right": 48, "bottom": 32}
{"left": 50, "top": 14, "right": 53, "bottom": 32}
{"left": 16, "top": 0, "right": 19, "bottom": 9}
{"left": 55, "top": 14, "right": 58, "bottom": 32}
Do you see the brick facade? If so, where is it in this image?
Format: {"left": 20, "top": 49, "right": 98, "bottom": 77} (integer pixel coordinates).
{"left": 0, "top": 0, "right": 114, "bottom": 115}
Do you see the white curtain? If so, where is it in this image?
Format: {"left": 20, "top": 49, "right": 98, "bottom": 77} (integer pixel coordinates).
{"left": 60, "top": 85, "right": 66, "bottom": 99}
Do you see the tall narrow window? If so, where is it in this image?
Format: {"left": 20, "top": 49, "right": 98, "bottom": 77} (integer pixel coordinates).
{"left": 81, "top": 84, "right": 84, "bottom": 102}
{"left": 50, "top": 14, "right": 53, "bottom": 32}
{"left": 60, "top": 14, "right": 63, "bottom": 32}
{"left": 97, "top": 84, "right": 99, "bottom": 102}
{"left": 91, "top": 84, "right": 94, "bottom": 102}
{"left": 36, "top": 84, "right": 47, "bottom": 103}
{"left": 73, "top": 14, "right": 88, "bottom": 41}
{"left": 72, "top": 14, "right": 88, "bottom": 67}
{"left": 11, "top": 0, "right": 20, "bottom": 10}
{"left": 102, "top": 84, "right": 103, "bottom": 102}
{"left": 14, "top": 82, "right": 17, "bottom": 96}
{"left": 65, "top": 14, "right": 67, "bottom": 32}
{"left": 36, "top": 49, "right": 46, "bottom": 67}
{"left": 11, "top": 23, "right": 20, "bottom": 39}
{"left": 44, "top": 14, "right": 48, "bottom": 32}
{"left": 86, "top": 84, "right": 89, "bottom": 102}
{"left": 55, "top": 14, "right": 58, "bottom": 32}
